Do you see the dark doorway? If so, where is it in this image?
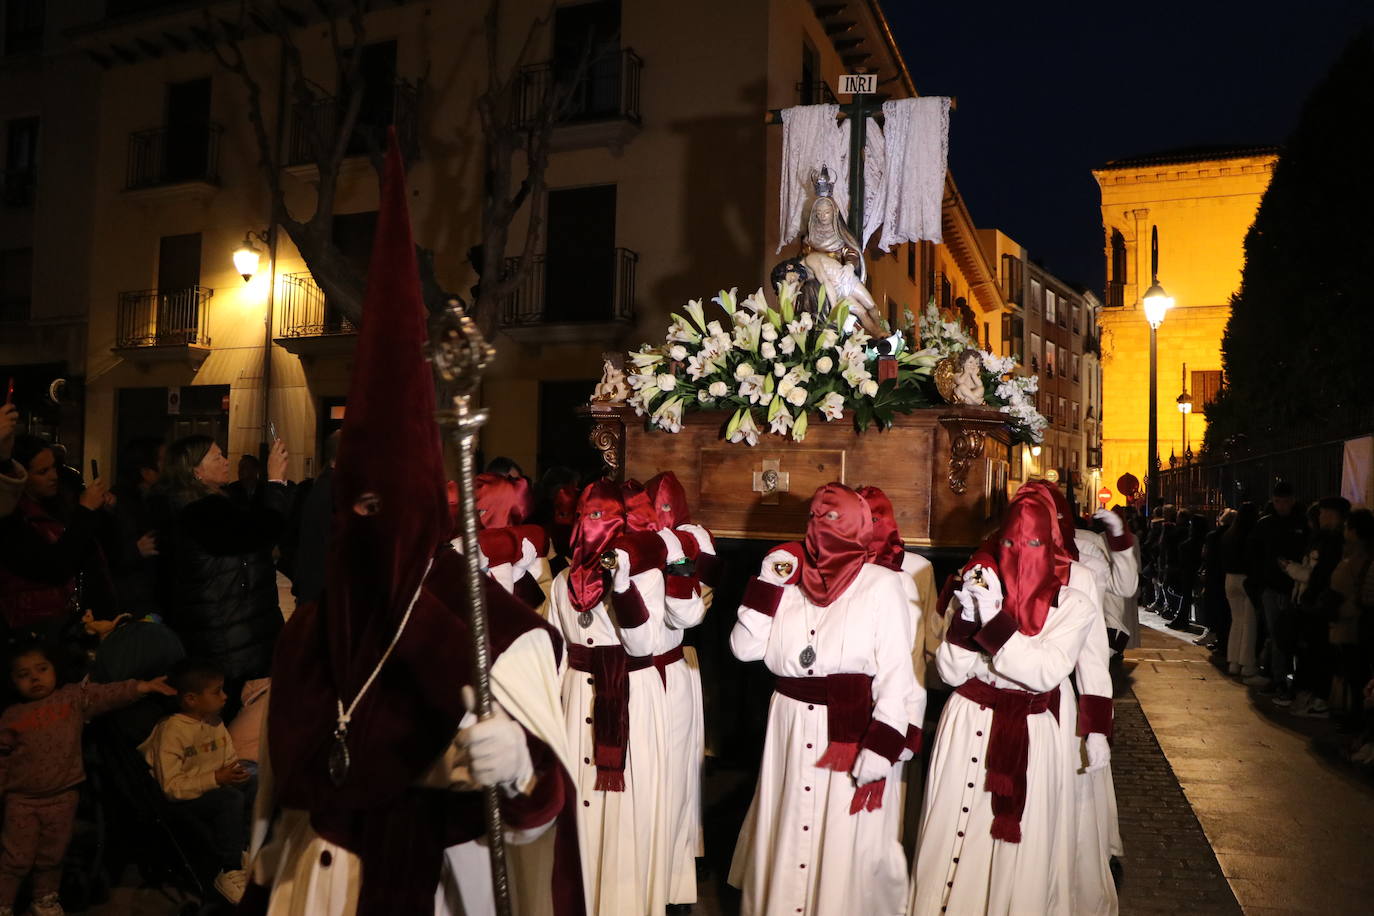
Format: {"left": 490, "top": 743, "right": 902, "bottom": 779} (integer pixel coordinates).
{"left": 553, "top": 0, "right": 621, "bottom": 119}
{"left": 116, "top": 385, "right": 230, "bottom": 480}
{"left": 544, "top": 186, "right": 616, "bottom": 322}
{"left": 317, "top": 396, "right": 347, "bottom": 477}
{"left": 157, "top": 233, "right": 202, "bottom": 345}
{"left": 537, "top": 380, "right": 602, "bottom": 481}
{"left": 163, "top": 78, "right": 211, "bottom": 183}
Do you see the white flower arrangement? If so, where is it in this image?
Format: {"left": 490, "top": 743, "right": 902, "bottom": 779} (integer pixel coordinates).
{"left": 626, "top": 291, "right": 1047, "bottom": 445}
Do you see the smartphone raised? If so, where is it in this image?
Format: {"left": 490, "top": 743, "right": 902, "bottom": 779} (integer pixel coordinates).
{"left": 268, "top": 420, "right": 278, "bottom": 443}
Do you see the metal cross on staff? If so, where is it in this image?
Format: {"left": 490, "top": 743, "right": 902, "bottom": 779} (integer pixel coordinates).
{"left": 429, "top": 301, "right": 511, "bottom": 916}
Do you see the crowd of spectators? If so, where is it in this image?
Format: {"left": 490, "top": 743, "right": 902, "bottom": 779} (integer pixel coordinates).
{"left": 0, "top": 396, "right": 591, "bottom": 910}
{"left": 1132, "top": 479, "right": 1374, "bottom": 766}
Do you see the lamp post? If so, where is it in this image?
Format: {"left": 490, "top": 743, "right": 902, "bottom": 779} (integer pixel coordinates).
{"left": 1142, "top": 226, "right": 1174, "bottom": 511}
{"left": 1176, "top": 363, "right": 1193, "bottom": 462}
{"left": 231, "top": 226, "right": 280, "bottom": 464}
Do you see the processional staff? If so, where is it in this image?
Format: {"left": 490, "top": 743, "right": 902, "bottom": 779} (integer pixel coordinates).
{"left": 429, "top": 301, "right": 511, "bottom": 916}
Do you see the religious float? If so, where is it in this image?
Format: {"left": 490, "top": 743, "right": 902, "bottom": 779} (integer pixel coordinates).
{"left": 579, "top": 170, "right": 1046, "bottom": 553}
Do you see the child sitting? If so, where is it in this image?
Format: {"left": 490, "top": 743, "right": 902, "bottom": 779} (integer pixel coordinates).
{"left": 139, "top": 658, "right": 255, "bottom": 905}
{"left": 0, "top": 638, "right": 175, "bottom": 916}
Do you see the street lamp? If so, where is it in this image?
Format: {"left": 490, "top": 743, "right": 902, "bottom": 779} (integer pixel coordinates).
{"left": 1142, "top": 226, "right": 1173, "bottom": 510}
{"left": 1176, "top": 366, "right": 1193, "bottom": 462}
{"left": 232, "top": 231, "right": 268, "bottom": 282}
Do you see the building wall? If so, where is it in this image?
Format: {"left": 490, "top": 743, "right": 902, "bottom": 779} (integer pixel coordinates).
{"left": 1093, "top": 152, "right": 1276, "bottom": 501}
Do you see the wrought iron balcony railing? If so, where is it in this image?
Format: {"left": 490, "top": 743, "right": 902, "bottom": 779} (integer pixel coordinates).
{"left": 1106, "top": 280, "right": 1125, "bottom": 308}
{"left": 515, "top": 49, "right": 643, "bottom": 129}
{"left": 115, "top": 286, "right": 212, "bottom": 348}
{"left": 277, "top": 272, "right": 355, "bottom": 338}
{"left": 126, "top": 123, "right": 222, "bottom": 190}
{"left": 288, "top": 80, "right": 420, "bottom": 166}
{"left": 500, "top": 248, "right": 637, "bottom": 328}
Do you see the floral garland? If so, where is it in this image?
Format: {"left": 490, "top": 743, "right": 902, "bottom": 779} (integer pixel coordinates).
{"left": 626, "top": 287, "right": 1046, "bottom": 445}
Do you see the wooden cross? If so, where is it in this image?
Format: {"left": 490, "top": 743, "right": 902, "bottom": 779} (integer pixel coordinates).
{"left": 752, "top": 458, "right": 791, "bottom": 505}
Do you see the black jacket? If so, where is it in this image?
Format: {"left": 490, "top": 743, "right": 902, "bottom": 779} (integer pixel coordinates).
{"left": 1247, "top": 509, "right": 1309, "bottom": 593}
{"left": 161, "top": 484, "right": 287, "bottom": 682}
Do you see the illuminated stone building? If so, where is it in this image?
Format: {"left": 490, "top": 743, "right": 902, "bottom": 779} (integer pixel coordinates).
{"left": 0, "top": 0, "right": 1012, "bottom": 480}
{"left": 1093, "top": 145, "right": 1278, "bottom": 501}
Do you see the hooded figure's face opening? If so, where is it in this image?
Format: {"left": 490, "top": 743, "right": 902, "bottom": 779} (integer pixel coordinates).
{"left": 353, "top": 492, "right": 382, "bottom": 517}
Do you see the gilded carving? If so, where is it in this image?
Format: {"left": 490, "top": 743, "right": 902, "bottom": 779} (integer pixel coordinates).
{"left": 588, "top": 420, "right": 624, "bottom": 478}
{"left": 947, "top": 428, "right": 987, "bottom": 495}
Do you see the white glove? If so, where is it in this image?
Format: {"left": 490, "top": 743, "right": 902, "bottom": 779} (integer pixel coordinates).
{"left": 1094, "top": 508, "right": 1124, "bottom": 538}
{"left": 953, "top": 589, "right": 978, "bottom": 623}
{"left": 611, "top": 548, "right": 632, "bottom": 593}
{"left": 898, "top": 746, "right": 915, "bottom": 763}
{"left": 759, "top": 548, "right": 800, "bottom": 586}
{"left": 448, "top": 537, "right": 491, "bottom": 572}
{"left": 1084, "top": 732, "right": 1111, "bottom": 773}
{"left": 456, "top": 686, "right": 533, "bottom": 794}
{"left": 656, "top": 529, "right": 687, "bottom": 565}
{"left": 962, "top": 566, "right": 1003, "bottom": 625}
{"left": 677, "top": 523, "right": 714, "bottom": 554}
{"left": 514, "top": 537, "right": 540, "bottom": 579}
{"left": 851, "top": 748, "right": 890, "bottom": 786}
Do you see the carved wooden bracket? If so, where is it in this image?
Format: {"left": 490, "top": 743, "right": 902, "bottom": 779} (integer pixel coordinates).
{"left": 579, "top": 403, "right": 628, "bottom": 481}
{"left": 946, "top": 428, "right": 988, "bottom": 495}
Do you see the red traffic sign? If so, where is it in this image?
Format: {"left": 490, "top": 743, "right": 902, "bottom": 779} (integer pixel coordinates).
{"left": 1097, "top": 486, "right": 1112, "bottom": 507}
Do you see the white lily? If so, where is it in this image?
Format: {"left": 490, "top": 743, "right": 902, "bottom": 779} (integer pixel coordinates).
{"left": 819, "top": 392, "right": 845, "bottom": 421}
{"left": 729, "top": 409, "right": 760, "bottom": 446}
{"left": 713, "top": 287, "right": 739, "bottom": 314}
{"left": 769, "top": 402, "right": 794, "bottom": 436}
{"left": 629, "top": 349, "right": 665, "bottom": 369}
{"left": 738, "top": 374, "right": 766, "bottom": 404}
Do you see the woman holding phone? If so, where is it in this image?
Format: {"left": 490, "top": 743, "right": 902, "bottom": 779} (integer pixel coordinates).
{"left": 159, "top": 435, "right": 289, "bottom": 719}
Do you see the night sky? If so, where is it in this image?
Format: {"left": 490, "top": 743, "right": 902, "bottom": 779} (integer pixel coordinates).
{"left": 884, "top": 1, "right": 1370, "bottom": 292}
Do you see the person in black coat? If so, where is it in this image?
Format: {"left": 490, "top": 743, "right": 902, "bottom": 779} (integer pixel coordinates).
{"left": 158, "top": 434, "right": 289, "bottom": 719}
{"left": 104, "top": 437, "right": 169, "bottom": 619}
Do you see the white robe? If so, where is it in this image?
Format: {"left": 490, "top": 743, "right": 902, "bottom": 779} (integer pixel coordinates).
{"left": 246, "top": 626, "right": 573, "bottom": 916}
{"left": 891, "top": 553, "right": 932, "bottom": 852}
{"left": 729, "top": 563, "right": 917, "bottom": 916}
{"left": 909, "top": 586, "right": 1095, "bottom": 916}
{"left": 657, "top": 529, "right": 713, "bottom": 905}
{"left": 550, "top": 566, "right": 669, "bottom": 916}
{"left": 1068, "top": 536, "right": 1121, "bottom": 916}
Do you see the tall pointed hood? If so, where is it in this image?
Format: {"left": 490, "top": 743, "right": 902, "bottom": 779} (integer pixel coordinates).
{"left": 327, "top": 129, "right": 450, "bottom": 693}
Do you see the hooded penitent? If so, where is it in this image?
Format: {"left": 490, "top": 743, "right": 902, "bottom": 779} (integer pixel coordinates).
{"left": 259, "top": 133, "right": 583, "bottom": 916}
{"left": 475, "top": 472, "right": 533, "bottom": 530}
{"left": 646, "top": 471, "right": 691, "bottom": 530}
{"left": 956, "top": 493, "right": 1073, "bottom": 843}
{"left": 856, "top": 485, "right": 904, "bottom": 571}
{"left": 568, "top": 481, "right": 625, "bottom": 613}
{"left": 1015, "top": 479, "right": 1080, "bottom": 562}
{"left": 802, "top": 483, "right": 873, "bottom": 607}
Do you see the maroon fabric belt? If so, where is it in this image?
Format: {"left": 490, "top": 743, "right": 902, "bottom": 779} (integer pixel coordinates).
{"left": 654, "top": 645, "right": 685, "bottom": 686}
{"left": 566, "top": 644, "right": 652, "bottom": 792}
{"left": 955, "top": 678, "right": 1061, "bottom": 844}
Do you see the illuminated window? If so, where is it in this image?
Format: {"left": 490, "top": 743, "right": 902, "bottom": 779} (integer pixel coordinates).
{"left": 1192, "top": 370, "right": 1223, "bottom": 413}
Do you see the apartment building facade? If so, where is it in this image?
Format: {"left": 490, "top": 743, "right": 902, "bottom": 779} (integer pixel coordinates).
{"left": 0, "top": 0, "right": 1013, "bottom": 483}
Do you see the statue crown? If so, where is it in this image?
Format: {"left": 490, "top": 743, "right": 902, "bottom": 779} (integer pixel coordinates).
{"left": 813, "top": 165, "right": 835, "bottom": 199}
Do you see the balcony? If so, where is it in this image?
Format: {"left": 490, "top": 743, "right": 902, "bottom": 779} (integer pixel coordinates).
{"left": 499, "top": 248, "right": 637, "bottom": 346}
{"left": 112, "top": 286, "right": 213, "bottom": 367}
{"left": 515, "top": 49, "right": 643, "bottom": 152}
{"left": 2, "top": 169, "right": 34, "bottom": 207}
{"left": 273, "top": 272, "right": 357, "bottom": 358}
{"left": 124, "top": 123, "right": 222, "bottom": 198}
{"left": 287, "top": 80, "right": 420, "bottom": 169}
{"left": 1087, "top": 446, "right": 1103, "bottom": 469}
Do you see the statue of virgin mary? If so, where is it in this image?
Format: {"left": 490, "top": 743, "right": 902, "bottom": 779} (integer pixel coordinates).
{"left": 801, "top": 167, "right": 886, "bottom": 338}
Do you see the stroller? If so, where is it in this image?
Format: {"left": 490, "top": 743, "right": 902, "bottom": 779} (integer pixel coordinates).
{"left": 85, "top": 717, "right": 231, "bottom": 915}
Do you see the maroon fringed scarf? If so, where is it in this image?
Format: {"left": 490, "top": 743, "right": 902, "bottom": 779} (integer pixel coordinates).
{"left": 776, "top": 672, "right": 894, "bottom": 815}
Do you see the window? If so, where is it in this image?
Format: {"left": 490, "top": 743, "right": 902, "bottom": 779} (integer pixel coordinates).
{"left": 3, "top": 0, "right": 43, "bottom": 56}
{"left": 907, "top": 243, "right": 916, "bottom": 282}
{"left": 939, "top": 273, "right": 952, "bottom": 310}
{"left": 0, "top": 246, "right": 31, "bottom": 321}
{"left": 1045, "top": 341, "right": 1055, "bottom": 377}
{"left": 1108, "top": 229, "right": 1127, "bottom": 307}
{"left": 1057, "top": 295, "right": 1067, "bottom": 327}
{"left": 1072, "top": 353, "right": 1081, "bottom": 381}
{"left": 1029, "top": 278, "right": 1042, "bottom": 316}
{"left": 1001, "top": 314, "right": 1024, "bottom": 363}
{"left": 4, "top": 116, "right": 38, "bottom": 206}
{"left": 1071, "top": 400, "right": 1079, "bottom": 430}
{"left": 1030, "top": 332, "right": 1041, "bottom": 372}
{"left": 1058, "top": 397, "right": 1068, "bottom": 427}
{"left": 545, "top": 184, "right": 617, "bottom": 322}
{"left": 1058, "top": 349, "right": 1066, "bottom": 377}
{"left": 1045, "top": 289, "right": 1056, "bottom": 325}
{"left": 1001, "top": 253, "right": 1023, "bottom": 304}
{"left": 1072, "top": 449, "right": 1080, "bottom": 470}
{"left": 1192, "top": 370, "right": 1223, "bottom": 413}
